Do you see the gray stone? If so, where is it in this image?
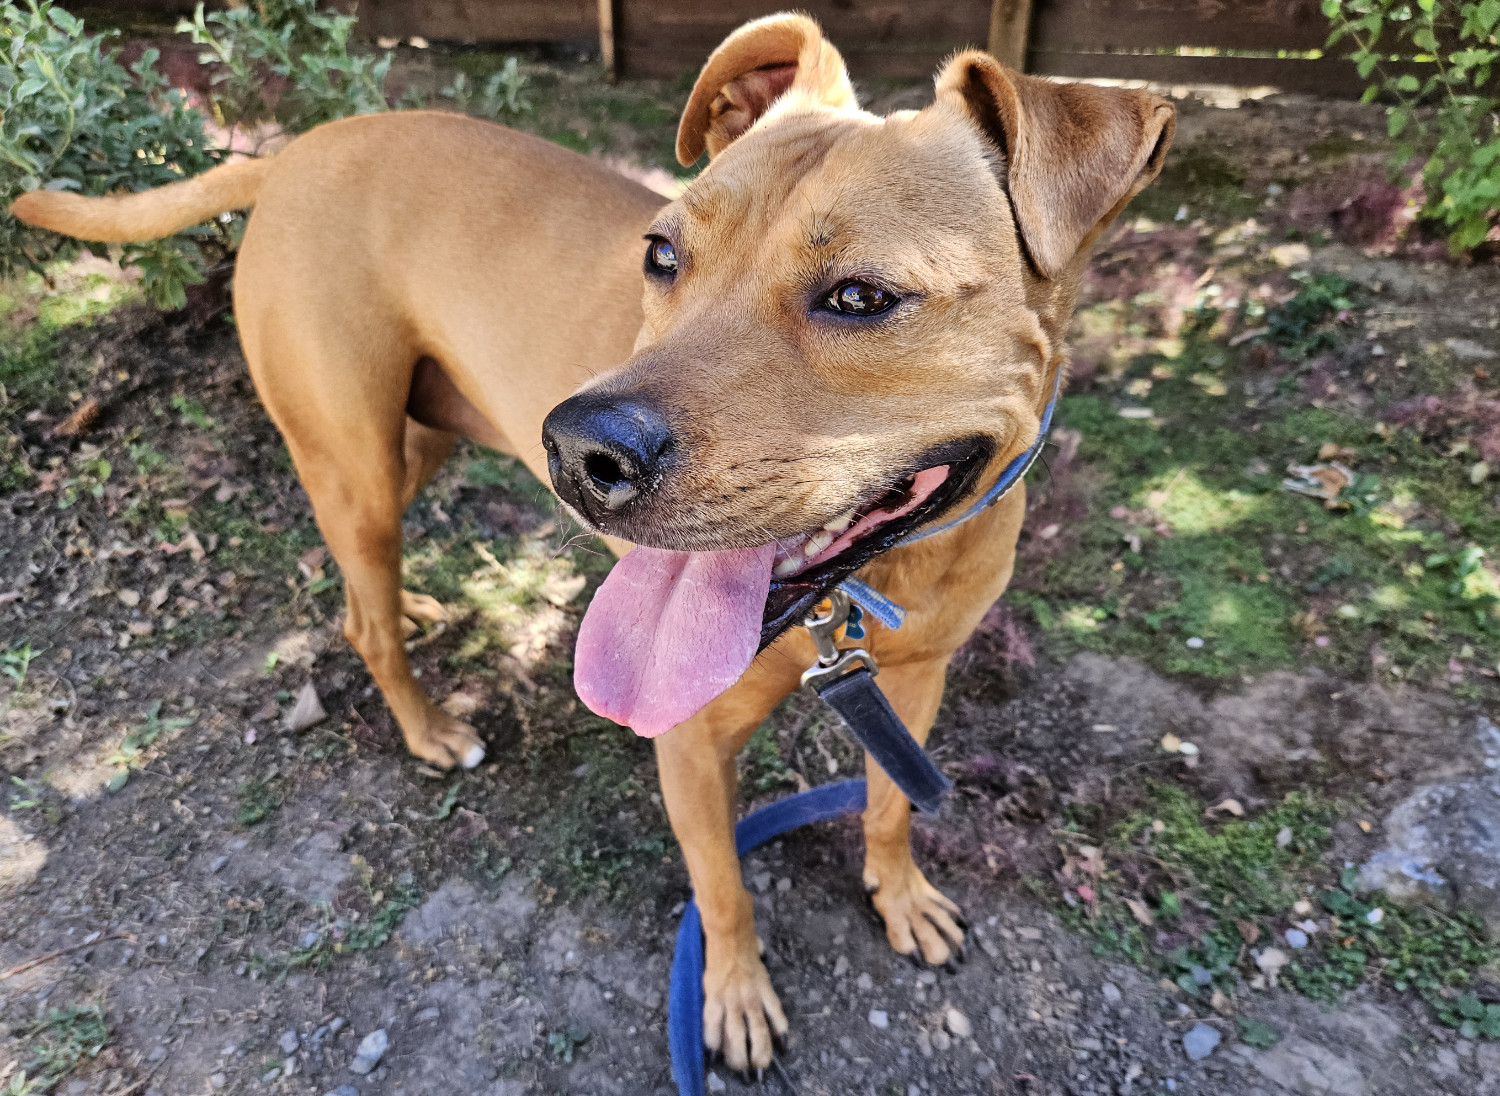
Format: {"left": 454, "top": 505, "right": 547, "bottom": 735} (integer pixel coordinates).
{"left": 414, "top": 1006, "right": 440, "bottom": 1023}
{"left": 208, "top": 1074, "right": 228, "bottom": 1091}
{"left": 945, "top": 1007, "right": 972, "bottom": 1039}
{"left": 1235, "top": 1036, "right": 1365, "bottom": 1095}
{"left": 260, "top": 1068, "right": 282, "bottom": 1084}
{"left": 324, "top": 1087, "right": 360, "bottom": 1096}
{"left": 705, "top": 1072, "right": 727, "bottom": 1094}
{"left": 278, "top": 1030, "right": 299, "bottom": 1055}
{"left": 1183, "top": 1023, "right": 1220, "bottom": 1061}
{"left": 145, "top": 1046, "right": 168, "bottom": 1063}
{"left": 1101, "top": 982, "right": 1122, "bottom": 1006}
{"left": 328, "top": 1018, "right": 347, "bottom": 1034}
{"left": 349, "top": 1029, "right": 388, "bottom": 1075}
{"left": 1285, "top": 928, "right": 1309, "bottom": 949}
{"left": 1360, "top": 771, "right": 1500, "bottom": 931}
{"left": 868, "top": 1009, "right": 889, "bottom": 1030}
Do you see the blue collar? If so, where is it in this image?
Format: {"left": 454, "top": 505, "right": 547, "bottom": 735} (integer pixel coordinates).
{"left": 837, "top": 366, "right": 1063, "bottom": 629}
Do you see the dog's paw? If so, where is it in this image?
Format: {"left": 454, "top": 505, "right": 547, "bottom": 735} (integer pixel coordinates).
{"left": 864, "top": 861, "right": 965, "bottom": 965}
{"left": 407, "top": 710, "right": 486, "bottom": 771}
{"left": 703, "top": 941, "right": 788, "bottom": 1072}
{"left": 400, "top": 590, "right": 448, "bottom": 635}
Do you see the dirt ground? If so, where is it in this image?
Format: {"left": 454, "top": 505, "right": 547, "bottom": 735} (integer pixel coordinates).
{"left": 4, "top": 54, "right": 1500, "bottom": 1096}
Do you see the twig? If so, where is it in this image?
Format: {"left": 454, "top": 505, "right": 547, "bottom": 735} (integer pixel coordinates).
{"left": 0, "top": 931, "right": 135, "bottom": 980}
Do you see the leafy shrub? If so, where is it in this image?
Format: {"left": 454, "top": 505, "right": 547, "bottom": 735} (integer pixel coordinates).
{"left": 1, "top": 0, "right": 533, "bottom": 312}
{"left": 0, "top": 1, "right": 219, "bottom": 307}
{"left": 176, "top": 0, "right": 395, "bottom": 133}
{"left": 1323, "top": 0, "right": 1500, "bottom": 253}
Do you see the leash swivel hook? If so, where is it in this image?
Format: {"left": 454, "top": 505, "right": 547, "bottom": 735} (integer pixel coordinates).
{"left": 799, "top": 588, "right": 877, "bottom": 690}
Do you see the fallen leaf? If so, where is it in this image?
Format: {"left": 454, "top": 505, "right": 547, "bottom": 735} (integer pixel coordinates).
{"left": 53, "top": 398, "right": 100, "bottom": 438}
{"left": 1281, "top": 462, "right": 1353, "bottom": 503}
{"left": 1235, "top": 919, "right": 1260, "bottom": 945}
{"left": 1125, "top": 898, "right": 1156, "bottom": 926}
{"left": 1207, "top": 798, "right": 1245, "bottom": 817}
{"left": 285, "top": 682, "right": 327, "bottom": 733}
{"left": 160, "top": 529, "right": 206, "bottom": 563}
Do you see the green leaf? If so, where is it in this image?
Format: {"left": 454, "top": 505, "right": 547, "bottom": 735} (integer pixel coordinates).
{"left": 1458, "top": 992, "right": 1485, "bottom": 1021}
{"left": 1236, "top": 1018, "right": 1281, "bottom": 1049}
{"left": 107, "top": 769, "right": 129, "bottom": 792}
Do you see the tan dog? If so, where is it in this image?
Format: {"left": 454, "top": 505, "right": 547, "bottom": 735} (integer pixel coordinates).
{"left": 13, "top": 13, "right": 1172, "bottom": 1071}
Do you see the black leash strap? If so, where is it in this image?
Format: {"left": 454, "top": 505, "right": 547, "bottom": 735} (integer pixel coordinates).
{"left": 811, "top": 666, "right": 951, "bottom": 815}
{"left": 800, "top": 590, "right": 952, "bottom": 816}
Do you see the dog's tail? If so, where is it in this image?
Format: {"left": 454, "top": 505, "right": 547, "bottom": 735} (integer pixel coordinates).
{"left": 10, "top": 157, "right": 270, "bottom": 243}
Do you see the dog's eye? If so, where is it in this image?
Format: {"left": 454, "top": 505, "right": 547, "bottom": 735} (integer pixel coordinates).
{"left": 645, "top": 236, "right": 678, "bottom": 275}
{"left": 824, "top": 280, "right": 897, "bottom": 316}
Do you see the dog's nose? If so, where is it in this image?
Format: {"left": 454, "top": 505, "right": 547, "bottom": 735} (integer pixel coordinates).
{"left": 541, "top": 395, "right": 675, "bottom": 517}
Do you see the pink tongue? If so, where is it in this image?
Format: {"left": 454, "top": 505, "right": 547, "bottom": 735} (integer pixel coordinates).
{"left": 574, "top": 543, "right": 775, "bottom": 737}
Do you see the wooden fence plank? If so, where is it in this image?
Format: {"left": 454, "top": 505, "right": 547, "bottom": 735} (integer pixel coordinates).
{"left": 1030, "top": 0, "right": 1334, "bottom": 54}
{"left": 989, "top": 0, "right": 1036, "bottom": 71}
{"left": 1028, "top": 49, "right": 1433, "bottom": 96}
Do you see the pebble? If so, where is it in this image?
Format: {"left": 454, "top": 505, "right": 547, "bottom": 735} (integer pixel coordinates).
{"left": 146, "top": 1046, "right": 168, "bottom": 1063}
{"left": 868, "top": 1009, "right": 890, "bottom": 1030}
{"left": 916, "top": 970, "right": 937, "bottom": 985}
{"left": 329, "top": 1018, "right": 347, "bottom": 1034}
{"left": 856, "top": 973, "right": 874, "bottom": 992}
{"left": 300, "top": 930, "right": 321, "bottom": 949}
{"left": 209, "top": 856, "right": 229, "bottom": 874}
{"left": 706, "top": 1073, "right": 727, "bottom": 1094}
{"left": 1285, "top": 928, "right": 1310, "bottom": 949}
{"left": 1189, "top": 965, "right": 1213, "bottom": 985}
{"left": 1183, "top": 1023, "right": 1221, "bottom": 1061}
{"left": 349, "top": 1029, "right": 388, "bottom": 1075}
{"left": 260, "top": 1068, "right": 282, "bottom": 1084}
{"left": 324, "top": 1087, "right": 359, "bottom": 1096}
{"left": 832, "top": 955, "right": 849, "bottom": 978}
{"left": 945, "top": 1007, "right": 973, "bottom": 1039}
{"left": 1101, "top": 982, "right": 1122, "bottom": 1005}
{"left": 414, "top": 1007, "right": 440, "bottom": 1022}
{"left": 209, "top": 1074, "right": 228, "bottom": 1091}
{"left": 279, "top": 1030, "right": 300, "bottom": 1055}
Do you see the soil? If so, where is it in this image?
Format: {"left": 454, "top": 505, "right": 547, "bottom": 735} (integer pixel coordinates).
{"left": 4, "top": 63, "right": 1500, "bottom": 1096}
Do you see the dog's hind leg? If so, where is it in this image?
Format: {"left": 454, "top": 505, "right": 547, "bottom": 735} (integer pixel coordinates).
{"left": 860, "top": 657, "right": 966, "bottom": 965}
{"left": 397, "top": 418, "right": 459, "bottom": 635}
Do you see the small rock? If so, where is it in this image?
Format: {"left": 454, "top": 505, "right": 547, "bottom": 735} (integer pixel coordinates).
{"left": 1277, "top": 827, "right": 1294, "bottom": 848}
{"left": 349, "top": 1029, "right": 387, "bottom": 1074}
{"left": 775, "top": 877, "right": 792, "bottom": 893}
{"left": 930, "top": 1030, "right": 951, "bottom": 1052}
{"left": 945, "top": 1007, "right": 972, "bottom": 1039}
{"left": 209, "top": 855, "right": 229, "bottom": 874}
{"left": 279, "top": 1030, "right": 300, "bottom": 1055}
{"left": 1190, "top": 965, "right": 1213, "bottom": 985}
{"left": 328, "top": 1018, "right": 347, "bottom": 1034}
{"left": 1075, "top": 1036, "right": 1104, "bottom": 1052}
{"left": 1285, "top": 928, "right": 1310, "bottom": 949}
{"left": 146, "top": 1046, "right": 168, "bottom": 1063}
{"left": 286, "top": 682, "right": 328, "bottom": 732}
{"left": 414, "top": 1007, "right": 440, "bottom": 1022}
{"left": 706, "top": 1072, "right": 727, "bottom": 1094}
{"left": 1101, "top": 982, "right": 1122, "bottom": 1005}
{"left": 832, "top": 955, "right": 849, "bottom": 978}
{"left": 209, "top": 1074, "right": 228, "bottom": 1091}
{"left": 856, "top": 972, "right": 873, "bottom": 992}
{"left": 117, "top": 588, "right": 142, "bottom": 608}
{"left": 868, "top": 1009, "right": 890, "bottom": 1030}
{"left": 261, "top": 1067, "right": 282, "bottom": 1084}
{"left": 1183, "top": 1023, "right": 1221, "bottom": 1061}
{"left": 324, "top": 1087, "right": 359, "bottom": 1096}
{"left": 300, "top": 930, "right": 321, "bottom": 949}
{"left": 1445, "top": 337, "right": 1496, "bottom": 361}
{"left": 916, "top": 970, "right": 937, "bottom": 986}
{"left": 751, "top": 872, "right": 772, "bottom": 893}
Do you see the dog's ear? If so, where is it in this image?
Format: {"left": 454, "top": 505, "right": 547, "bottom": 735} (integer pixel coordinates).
{"left": 676, "top": 13, "right": 858, "bottom": 166}
{"left": 935, "top": 52, "right": 1175, "bottom": 279}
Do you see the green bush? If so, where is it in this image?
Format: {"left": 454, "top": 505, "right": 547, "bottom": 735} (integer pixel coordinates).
{"left": 1, "top": 0, "right": 532, "bottom": 312}
{"left": 176, "top": 0, "right": 395, "bottom": 133}
{"left": 0, "top": 1, "right": 219, "bottom": 308}
{"left": 1322, "top": 0, "right": 1500, "bottom": 253}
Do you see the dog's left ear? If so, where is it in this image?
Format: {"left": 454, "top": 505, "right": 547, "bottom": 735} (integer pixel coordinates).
{"left": 936, "top": 53, "right": 1175, "bottom": 280}
{"left": 676, "top": 12, "right": 858, "bottom": 166}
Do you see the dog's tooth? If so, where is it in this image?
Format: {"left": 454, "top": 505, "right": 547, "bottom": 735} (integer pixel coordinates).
{"left": 804, "top": 531, "right": 834, "bottom": 557}
{"left": 823, "top": 509, "right": 856, "bottom": 534}
{"left": 773, "top": 556, "right": 802, "bottom": 578}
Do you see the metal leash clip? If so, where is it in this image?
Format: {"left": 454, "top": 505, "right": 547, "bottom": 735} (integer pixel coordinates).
{"left": 800, "top": 587, "right": 878, "bottom": 690}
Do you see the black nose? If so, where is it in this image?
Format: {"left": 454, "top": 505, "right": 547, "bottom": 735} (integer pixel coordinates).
{"left": 541, "top": 395, "right": 675, "bottom": 519}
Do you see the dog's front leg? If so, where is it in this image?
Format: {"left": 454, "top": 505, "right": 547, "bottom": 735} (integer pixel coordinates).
{"left": 653, "top": 654, "right": 801, "bottom": 1073}
{"left": 861, "top": 656, "right": 967, "bottom": 965}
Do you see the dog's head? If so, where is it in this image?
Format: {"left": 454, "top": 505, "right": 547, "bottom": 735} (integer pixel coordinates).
{"left": 544, "top": 13, "right": 1173, "bottom": 735}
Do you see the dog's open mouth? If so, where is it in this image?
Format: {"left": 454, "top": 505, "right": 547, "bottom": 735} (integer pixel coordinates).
{"left": 572, "top": 438, "right": 991, "bottom": 738}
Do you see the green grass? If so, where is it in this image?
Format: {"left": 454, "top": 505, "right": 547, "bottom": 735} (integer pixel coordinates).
{"left": 1125, "top": 142, "right": 1260, "bottom": 223}
{"left": 1063, "top": 783, "right": 1500, "bottom": 1035}
{"left": 1018, "top": 288, "right": 1500, "bottom": 690}
{"left": 15, "top": 1004, "right": 111, "bottom": 1090}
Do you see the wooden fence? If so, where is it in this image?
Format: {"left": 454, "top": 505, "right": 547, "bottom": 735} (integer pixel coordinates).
{"left": 64, "top": 0, "right": 1388, "bottom": 95}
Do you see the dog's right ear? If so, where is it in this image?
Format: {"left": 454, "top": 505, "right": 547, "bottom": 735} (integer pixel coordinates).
{"left": 676, "top": 13, "right": 858, "bottom": 166}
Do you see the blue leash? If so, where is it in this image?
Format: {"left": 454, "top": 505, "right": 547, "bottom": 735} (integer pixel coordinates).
{"left": 669, "top": 780, "right": 869, "bottom": 1096}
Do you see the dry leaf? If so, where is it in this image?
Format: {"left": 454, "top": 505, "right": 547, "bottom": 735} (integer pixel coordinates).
{"left": 1207, "top": 798, "right": 1245, "bottom": 817}
{"left": 285, "top": 682, "right": 327, "bottom": 733}
{"left": 1125, "top": 898, "right": 1156, "bottom": 927}
{"left": 54, "top": 398, "right": 100, "bottom": 438}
